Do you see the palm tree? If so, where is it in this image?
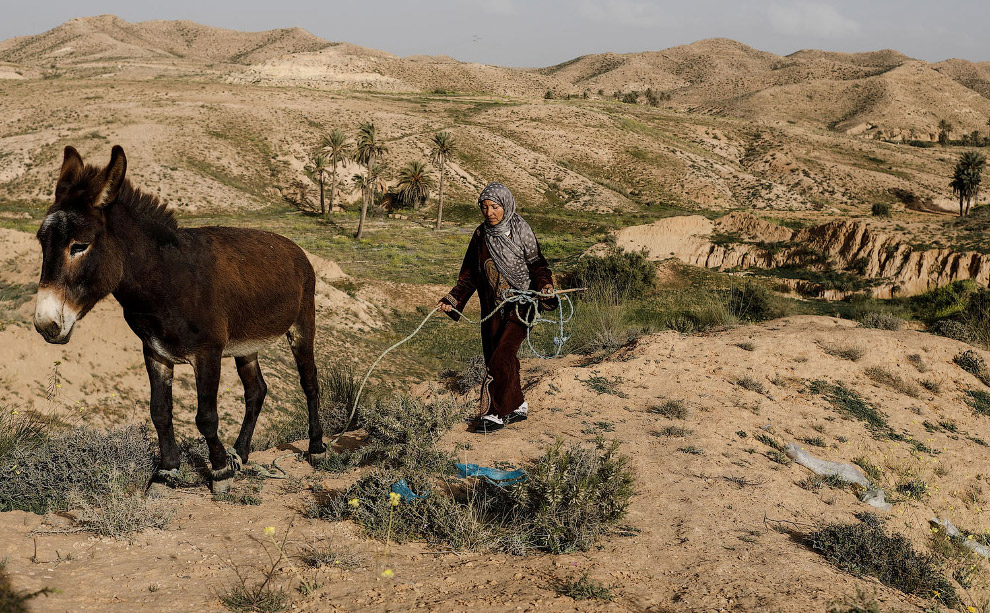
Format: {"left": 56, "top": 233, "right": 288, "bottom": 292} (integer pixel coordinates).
{"left": 395, "top": 160, "right": 435, "bottom": 209}
{"left": 938, "top": 119, "right": 953, "bottom": 146}
{"left": 351, "top": 165, "right": 387, "bottom": 229}
{"left": 320, "top": 129, "right": 352, "bottom": 218}
{"left": 354, "top": 122, "right": 388, "bottom": 239}
{"left": 951, "top": 151, "right": 987, "bottom": 215}
{"left": 429, "top": 131, "right": 457, "bottom": 230}
{"left": 303, "top": 149, "right": 330, "bottom": 215}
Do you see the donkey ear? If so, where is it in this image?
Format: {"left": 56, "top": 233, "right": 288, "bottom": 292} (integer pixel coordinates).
{"left": 94, "top": 145, "right": 127, "bottom": 209}
{"left": 59, "top": 146, "right": 84, "bottom": 182}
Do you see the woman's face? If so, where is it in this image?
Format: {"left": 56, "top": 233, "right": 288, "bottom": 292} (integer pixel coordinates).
{"left": 481, "top": 199, "right": 505, "bottom": 226}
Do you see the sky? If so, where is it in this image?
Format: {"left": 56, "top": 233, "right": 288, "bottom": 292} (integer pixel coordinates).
{"left": 2, "top": 0, "right": 989, "bottom": 67}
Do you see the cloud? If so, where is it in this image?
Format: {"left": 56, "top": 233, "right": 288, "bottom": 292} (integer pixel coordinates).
{"left": 578, "top": 0, "right": 669, "bottom": 29}
{"left": 767, "top": 2, "right": 861, "bottom": 39}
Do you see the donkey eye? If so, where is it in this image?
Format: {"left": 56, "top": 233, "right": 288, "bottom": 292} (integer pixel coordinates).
{"left": 69, "top": 243, "right": 90, "bottom": 256}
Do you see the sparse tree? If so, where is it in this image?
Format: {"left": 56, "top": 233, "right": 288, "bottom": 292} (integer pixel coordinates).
{"left": 645, "top": 88, "right": 659, "bottom": 107}
{"left": 320, "top": 129, "right": 352, "bottom": 217}
{"left": 395, "top": 160, "right": 435, "bottom": 210}
{"left": 354, "top": 122, "right": 388, "bottom": 239}
{"left": 303, "top": 149, "right": 330, "bottom": 215}
{"left": 429, "top": 131, "right": 457, "bottom": 230}
{"left": 351, "top": 165, "right": 387, "bottom": 228}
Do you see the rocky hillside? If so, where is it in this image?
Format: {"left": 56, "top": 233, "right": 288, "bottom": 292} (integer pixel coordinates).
{"left": 612, "top": 212, "right": 990, "bottom": 298}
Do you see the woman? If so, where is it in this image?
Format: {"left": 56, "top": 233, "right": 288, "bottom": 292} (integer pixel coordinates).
{"left": 437, "top": 183, "right": 555, "bottom": 433}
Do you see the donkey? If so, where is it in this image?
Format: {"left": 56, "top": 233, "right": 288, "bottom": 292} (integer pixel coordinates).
{"left": 33, "top": 145, "right": 327, "bottom": 493}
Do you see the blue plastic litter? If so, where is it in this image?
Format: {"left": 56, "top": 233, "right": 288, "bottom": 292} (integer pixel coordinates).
{"left": 455, "top": 462, "right": 528, "bottom": 486}
{"left": 391, "top": 479, "right": 429, "bottom": 501}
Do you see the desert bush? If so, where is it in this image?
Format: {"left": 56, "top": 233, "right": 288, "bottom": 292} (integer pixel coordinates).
{"left": 652, "top": 425, "right": 693, "bottom": 437}
{"left": 314, "top": 393, "right": 463, "bottom": 474}
{"left": 552, "top": 572, "right": 615, "bottom": 601}
{"left": 0, "top": 408, "right": 48, "bottom": 463}
{"left": 442, "top": 355, "right": 487, "bottom": 394}
{"left": 857, "top": 311, "right": 902, "bottom": 330}
{"left": 728, "top": 282, "right": 790, "bottom": 322}
{"left": 647, "top": 399, "right": 688, "bottom": 419}
{"left": 871, "top": 202, "right": 892, "bottom": 218}
{"left": 0, "top": 425, "right": 156, "bottom": 515}
{"left": 558, "top": 248, "right": 656, "bottom": 304}
{"left": 299, "top": 545, "right": 366, "bottom": 570}
{"left": 827, "top": 588, "right": 883, "bottom": 613}
{"left": 737, "top": 375, "right": 767, "bottom": 394}
{"left": 312, "top": 440, "right": 635, "bottom": 555}
{"left": 567, "top": 293, "right": 642, "bottom": 355}
{"left": 70, "top": 473, "right": 173, "bottom": 537}
{"left": 930, "top": 319, "right": 973, "bottom": 342}
{"left": 965, "top": 389, "right": 990, "bottom": 416}
{"left": 808, "top": 381, "right": 891, "bottom": 436}
{"left": 964, "top": 288, "right": 990, "bottom": 347}
{"left": 906, "top": 354, "right": 928, "bottom": 372}
{"left": 820, "top": 343, "right": 866, "bottom": 361}
{"left": 807, "top": 513, "right": 958, "bottom": 606}
{"left": 954, "top": 350, "right": 990, "bottom": 386}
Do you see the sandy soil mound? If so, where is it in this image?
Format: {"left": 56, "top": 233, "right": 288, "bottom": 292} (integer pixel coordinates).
{"left": 4, "top": 316, "right": 990, "bottom": 610}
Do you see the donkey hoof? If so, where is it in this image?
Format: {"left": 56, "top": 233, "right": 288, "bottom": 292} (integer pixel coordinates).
{"left": 307, "top": 451, "right": 326, "bottom": 466}
{"left": 211, "top": 465, "right": 236, "bottom": 495}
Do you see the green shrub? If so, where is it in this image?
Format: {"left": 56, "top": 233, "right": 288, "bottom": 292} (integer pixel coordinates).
{"left": 559, "top": 248, "right": 656, "bottom": 304}
{"left": 807, "top": 381, "right": 891, "bottom": 435}
{"left": 964, "top": 287, "right": 990, "bottom": 347}
{"left": 954, "top": 350, "right": 990, "bottom": 386}
{"left": 728, "top": 282, "right": 790, "bottom": 322}
{"left": 965, "top": 389, "right": 990, "bottom": 416}
{"left": 871, "top": 202, "right": 892, "bottom": 218}
{"left": 863, "top": 366, "right": 920, "bottom": 398}
{"left": 930, "top": 319, "right": 973, "bottom": 342}
{"left": 807, "top": 513, "right": 958, "bottom": 606}
{"left": 0, "top": 425, "right": 156, "bottom": 515}
{"left": 910, "top": 280, "right": 978, "bottom": 324}
{"left": 647, "top": 399, "right": 688, "bottom": 419}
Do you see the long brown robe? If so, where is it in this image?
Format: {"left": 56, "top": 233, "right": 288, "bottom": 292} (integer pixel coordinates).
{"left": 442, "top": 224, "right": 554, "bottom": 419}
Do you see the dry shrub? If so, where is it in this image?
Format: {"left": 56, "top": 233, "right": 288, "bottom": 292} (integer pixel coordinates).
{"left": 820, "top": 343, "right": 866, "bottom": 362}
{"left": 442, "top": 355, "right": 487, "bottom": 394}
{"left": 863, "top": 366, "right": 921, "bottom": 398}
{"left": 311, "top": 440, "right": 635, "bottom": 555}
{"left": 857, "top": 311, "right": 902, "bottom": 331}
{"left": 807, "top": 513, "right": 958, "bottom": 606}
{"left": 954, "top": 350, "right": 990, "bottom": 386}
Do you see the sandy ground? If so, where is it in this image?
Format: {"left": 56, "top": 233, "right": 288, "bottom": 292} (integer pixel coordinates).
{"left": 4, "top": 315, "right": 990, "bottom": 611}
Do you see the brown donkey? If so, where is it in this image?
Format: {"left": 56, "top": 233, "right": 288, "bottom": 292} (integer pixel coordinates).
{"left": 34, "top": 145, "right": 326, "bottom": 493}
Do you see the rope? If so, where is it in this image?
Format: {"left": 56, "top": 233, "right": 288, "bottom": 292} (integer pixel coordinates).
{"left": 327, "top": 287, "right": 583, "bottom": 446}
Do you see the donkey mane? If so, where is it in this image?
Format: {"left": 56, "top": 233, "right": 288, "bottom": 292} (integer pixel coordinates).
{"left": 68, "top": 163, "right": 178, "bottom": 240}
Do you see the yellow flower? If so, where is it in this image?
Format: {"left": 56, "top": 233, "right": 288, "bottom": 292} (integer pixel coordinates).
{"left": 348, "top": 498, "right": 359, "bottom": 508}
{"left": 968, "top": 607, "right": 976, "bottom": 613}
{"left": 264, "top": 526, "right": 275, "bottom": 536}
{"left": 382, "top": 569, "right": 393, "bottom": 578}
{"left": 389, "top": 492, "right": 401, "bottom": 507}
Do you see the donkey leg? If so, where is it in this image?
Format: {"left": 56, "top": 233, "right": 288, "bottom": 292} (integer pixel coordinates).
{"left": 233, "top": 353, "right": 267, "bottom": 462}
{"left": 144, "top": 348, "right": 179, "bottom": 475}
{"left": 192, "top": 352, "right": 232, "bottom": 494}
{"left": 288, "top": 316, "right": 325, "bottom": 462}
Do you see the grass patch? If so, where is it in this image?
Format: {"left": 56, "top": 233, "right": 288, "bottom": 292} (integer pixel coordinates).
{"left": 964, "top": 389, "right": 990, "bottom": 416}
{"left": 583, "top": 375, "right": 628, "bottom": 398}
{"left": 798, "top": 473, "right": 851, "bottom": 491}
{"left": 821, "top": 343, "right": 866, "bottom": 362}
{"left": 807, "top": 381, "right": 890, "bottom": 436}
{"left": 853, "top": 457, "right": 883, "bottom": 482}
{"left": 895, "top": 479, "right": 929, "bottom": 500}
{"left": 754, "top": 432, "right": 785, "bottom": 451}
{"left": 652, "top": 425, "right": 693, "bottom": 438}
{"left": 919, "top": 378, "right": 941, "bottom": 394}
{"left": 863, "top": 366, "right": 921, "bottom": 398}
{"left": 799, "top": 436, "right": 827, "bottom": 448}
{"left": 552, "top": 572, "right": 615, "bottom": 602}
{"left": 807, "top": 513, "right": 958, "bottom": 606}
{"left": 766, "top": 450, "right": 792, "bottom": 466}
{"left": 737, "top": 375, "right": 767, "bottom": 394}
{"left": 857, "top": 311, "right": 902, "bottom": 330}
{"left": 906, "top": 354, "right": 928, "bottom": 373}
{"left": 299, "top": 545, "right": 365, "bottom": 570}
{"left": 647, "top": 399, "right": 688, "bottom": 419}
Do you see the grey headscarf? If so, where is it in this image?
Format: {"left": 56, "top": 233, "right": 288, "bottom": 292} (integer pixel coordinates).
{"left": 478, "top": 183, "right": 540, "bottom": 291}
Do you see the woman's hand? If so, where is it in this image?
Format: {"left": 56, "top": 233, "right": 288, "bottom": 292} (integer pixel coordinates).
{"left": 436, "top": 300, "right": 453, "bottom": 313}
{"left": 540, "top": 284, "right": 554, "bottom": 296}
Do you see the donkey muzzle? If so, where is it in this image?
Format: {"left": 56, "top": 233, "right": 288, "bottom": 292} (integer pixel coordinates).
{"left": 34, "top": 288, "right": 78, "bottom": 344}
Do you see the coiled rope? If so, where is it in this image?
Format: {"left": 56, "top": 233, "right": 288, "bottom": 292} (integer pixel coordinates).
{"left": 327, "top": 287, "right": 583, "bottom": 446}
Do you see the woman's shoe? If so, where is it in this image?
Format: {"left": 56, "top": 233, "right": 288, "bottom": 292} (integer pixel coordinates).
{"left": 477, "top": 414, "right": 505, "bottom": 433}
{"left": 506, "top": 401, "right": 529, "bottom": 424}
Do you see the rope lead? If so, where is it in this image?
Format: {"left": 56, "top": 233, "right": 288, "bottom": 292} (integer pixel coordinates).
{"left": 327, "top": 288, "right": 582, "bottom": 446}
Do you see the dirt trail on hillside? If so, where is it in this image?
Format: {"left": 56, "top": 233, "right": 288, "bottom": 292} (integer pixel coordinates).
{"left": 3, "top": 316, "right": 990, "bottom": 611}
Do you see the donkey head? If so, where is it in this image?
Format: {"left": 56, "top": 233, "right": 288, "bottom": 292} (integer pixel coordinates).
{"left": 34, "top": 145, "right": 127, "bottom": 344}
